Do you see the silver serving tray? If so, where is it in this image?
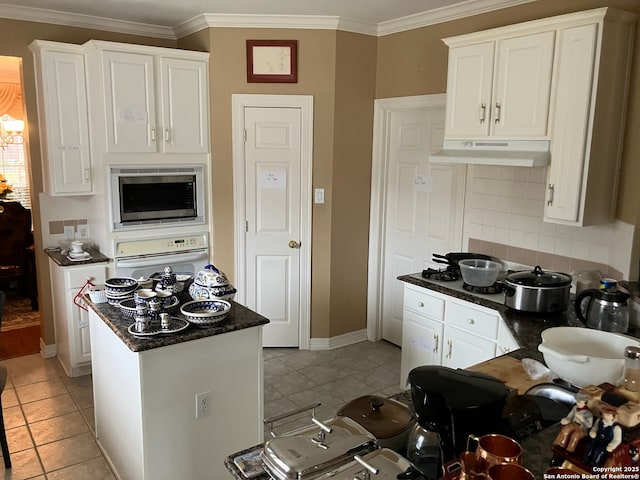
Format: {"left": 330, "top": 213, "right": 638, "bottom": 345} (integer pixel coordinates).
{"left": 260, "top": 416, "right": 378, "bottom": 480}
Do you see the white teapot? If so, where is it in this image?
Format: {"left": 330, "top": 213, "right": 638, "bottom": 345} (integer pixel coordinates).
{"left": 189, "top": 264, "right": 236, "bottom": 301}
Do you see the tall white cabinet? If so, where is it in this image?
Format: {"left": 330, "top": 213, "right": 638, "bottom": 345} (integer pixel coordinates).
{"left": 30, "top": 41, "right": 93, "bottom": 195}
{"left": 85, "top": 40, "right": 209, "bottom": 156}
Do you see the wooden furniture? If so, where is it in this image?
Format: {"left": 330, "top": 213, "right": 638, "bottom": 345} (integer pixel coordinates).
{"left": 0, "top": 201, "right": 37, "bottom": 310}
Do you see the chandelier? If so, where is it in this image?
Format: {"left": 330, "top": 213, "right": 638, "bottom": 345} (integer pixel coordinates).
{"left": 0, "top": 114, "right": 24, "bottom": 149}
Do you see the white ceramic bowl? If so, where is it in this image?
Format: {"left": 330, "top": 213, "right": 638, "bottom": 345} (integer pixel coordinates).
{"left": 458, "top": 259, "right": 501, "bottom": 287}
{"left": 538, "top": 326, "right": 640, "bottom": 387}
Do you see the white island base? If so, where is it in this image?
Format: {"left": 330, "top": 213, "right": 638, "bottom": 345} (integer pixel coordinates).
{"left": 89, "top": 309, "right": 264, "bottom": 480}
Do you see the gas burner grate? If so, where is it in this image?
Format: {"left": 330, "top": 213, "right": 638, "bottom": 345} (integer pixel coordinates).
{"left": 462, "top": 281, "right": 505, "bottom": 294}
{"left": 422, "top": 268, "right": 460, "bottom": 282}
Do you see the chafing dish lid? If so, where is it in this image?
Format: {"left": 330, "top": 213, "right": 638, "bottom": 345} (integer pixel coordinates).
{"left": 329, "top": 448, "right": 417, "bottom": 480}
{"left": 260, "top": 416, "right": 378, "bottom": 480}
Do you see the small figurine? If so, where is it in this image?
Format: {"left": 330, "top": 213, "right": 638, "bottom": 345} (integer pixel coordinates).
{"left": 583, "top": 405, "right": 622, "bottom": 468}
{"left": 553, "top": 392, "right": 593, "bottom": 452}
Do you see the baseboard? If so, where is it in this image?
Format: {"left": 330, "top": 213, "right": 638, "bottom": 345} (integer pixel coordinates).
{"left": 309, "top": 329, "right": 368, "bottom": 351}
{"left": 40, "top": 339, "right": 56, "bottom": 358}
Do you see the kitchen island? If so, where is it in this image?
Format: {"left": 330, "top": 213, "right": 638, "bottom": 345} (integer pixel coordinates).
{"left": 87, "top": 297, "right": 269, "bottom": 480}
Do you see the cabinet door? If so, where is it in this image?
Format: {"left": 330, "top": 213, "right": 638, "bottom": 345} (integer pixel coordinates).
{"left": 544, "top": 24, "right": 598, "bottom": 224}
{"left": 442, "top": 325, "right": 496, "bottom": 370}
{"left": 70, "top": 292, "right": 92, "bottom": 365}
{"left": 102, "top": 50, "right": 157, "bottom": 153}
{"left": 400, "top": 310, "right": 443, "bottom": 388}
{"left": 159, "top": 57, "right": 209, "bottom": 153}
{"left": 445, "top": 42, "right": 495, "bottom": 138}
{"left": 39, "top": 50, "right": 92, "bottom": 195}
{"left": 491, "top": 31, "right": 555, "bottom": 138}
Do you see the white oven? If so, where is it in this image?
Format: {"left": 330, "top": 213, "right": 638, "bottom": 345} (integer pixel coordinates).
{"left": 113, "top": 233, "right": 210, "bottom": 279}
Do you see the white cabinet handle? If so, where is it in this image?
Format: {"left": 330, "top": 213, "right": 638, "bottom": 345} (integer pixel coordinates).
{"left": 446, "top": 339, "right": 453, "bottom": 359}
{"left": 479, "top": 103, "right": 486, "bottom": 124}
{"left": 433, "top": 334, "right": 439, "bottom": 353}
{"left": 494, "top": 102, "right": 501, "bottom": 124}
{"left": 164, "top": 127, "right": 171, "bottom": 143}
{"left": 467, "top": 318, "right": 475, "bottom": 325}
{"left": 546, "top": 184, "right": 555, "bottom": 206}
{"left": 417, "top": 301, "right": 424, "bottom": 308}
{"left": 150, "top": 126, "right": 156, "bottom": 142}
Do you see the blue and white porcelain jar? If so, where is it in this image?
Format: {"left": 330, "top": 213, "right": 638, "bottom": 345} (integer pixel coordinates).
{"left": 189, "top": 264, "right": 237, "bottom": 301}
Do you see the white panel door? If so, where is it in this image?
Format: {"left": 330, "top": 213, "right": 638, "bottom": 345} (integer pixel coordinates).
{"left": 381, "top": 107, "right": 466, "bottom": 345}
{"left": 245, "top": 107, "right": 302, "bottom": 347}
{"left": 102, "top": 50, "right": 156, "bottom": 153}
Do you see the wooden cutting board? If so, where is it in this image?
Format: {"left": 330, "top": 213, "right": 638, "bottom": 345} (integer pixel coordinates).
{"left": 467, "top": 355, "right": 542, "bottom": 394}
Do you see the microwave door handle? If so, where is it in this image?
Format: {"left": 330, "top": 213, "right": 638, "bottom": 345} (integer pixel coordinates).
{"left": 115, "top": 251, "right": 209, "bottom": 268}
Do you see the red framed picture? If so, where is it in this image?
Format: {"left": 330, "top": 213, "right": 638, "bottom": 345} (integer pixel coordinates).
{"left": 246, "top": 40, "right": 298, "bottom": 83}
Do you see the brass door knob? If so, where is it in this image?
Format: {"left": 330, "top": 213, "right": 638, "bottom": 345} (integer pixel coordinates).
{"left": 288, "top": 240, "right": 301, "bottom": 249}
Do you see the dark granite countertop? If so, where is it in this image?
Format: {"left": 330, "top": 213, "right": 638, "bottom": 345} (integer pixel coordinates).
{"left": 46, "top": 247, "right": 110, "bottom": 266}
{"left": 85, "top": 297, "right": 270, "bottom": 353}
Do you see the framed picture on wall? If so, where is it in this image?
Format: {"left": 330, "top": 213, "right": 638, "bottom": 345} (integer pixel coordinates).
{"left": 246, "top": 40, "right": 298, "bottom": 83}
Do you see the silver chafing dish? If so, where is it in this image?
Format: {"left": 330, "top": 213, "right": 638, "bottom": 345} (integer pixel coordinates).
{"left": 260, "top": 415, "right": 378, "bottom": 480}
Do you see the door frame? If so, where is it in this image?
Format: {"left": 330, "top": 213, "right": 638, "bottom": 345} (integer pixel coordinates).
{"left": 367, "top": 94, "right": 446, "bottom": 342}
{"left": 232, "top": 94, "right": 313, "bottom": 350}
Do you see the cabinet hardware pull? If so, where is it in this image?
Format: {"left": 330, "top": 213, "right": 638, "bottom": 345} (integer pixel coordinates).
{"left": 467, "top": 318, "right": 475, "bottom": 325}
{"left": 494, "top": 102, "right": 501, "bottom": 124}
{"left": 447, "top": 339, "right": 452, "bottom": 359}
{"left": 433, "top": 334, "right": 439, "bottom": 353}
{"left": 84, "top": 168, "right": 90, "bottom": 181}
{"left": 150, "top": 127, "right": 156, "bottom": 142}
{"left": 479, "top": 103, "right": 486, "bottom": 124}
{"left": 417, "top": 301, "right": 424, "bottom": 308}
{"left": 164, "top": 127, "right": 170, "bottom": 143}
{"left": 546, "top": 184, "right": 555, "bottom": 206}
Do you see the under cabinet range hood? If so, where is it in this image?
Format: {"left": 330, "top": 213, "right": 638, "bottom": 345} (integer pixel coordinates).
{"left": 429, "top": 139, "right": 550, "bottom": 167}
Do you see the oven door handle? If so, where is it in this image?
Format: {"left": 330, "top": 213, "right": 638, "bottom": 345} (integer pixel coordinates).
{"left": 115, "top": 250, "right": 209, "bottom": 268}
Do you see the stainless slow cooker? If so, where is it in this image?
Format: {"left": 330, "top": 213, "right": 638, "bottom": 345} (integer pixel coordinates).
{"left": 504, "top": 266, "right": 571, "bottom": 313}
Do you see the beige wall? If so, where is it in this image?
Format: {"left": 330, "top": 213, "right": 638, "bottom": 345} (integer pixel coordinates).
{"left": 180, "top": 27, "right": 377, "bottom": 339}
{"left": 376, "top": 0, "right": 640, "bottom": 226}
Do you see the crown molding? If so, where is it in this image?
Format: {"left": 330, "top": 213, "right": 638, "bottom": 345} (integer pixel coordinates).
{"left": 377, "top": 0, "right": 539, "bottom": 36}
{"left": 0, "top": 0, "right": 538, "bottom": 40}
{"left": 0, "top": 3, "right": 176, "bottom": 39}
{"left": 174, "top": 13, "right": 378, "bottom": 38}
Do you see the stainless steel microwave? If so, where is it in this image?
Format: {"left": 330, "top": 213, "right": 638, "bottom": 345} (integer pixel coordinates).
{"left": 109, "top": 165, "right": 206, "bottom": 231}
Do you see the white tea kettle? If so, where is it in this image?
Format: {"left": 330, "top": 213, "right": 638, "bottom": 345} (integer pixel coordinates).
{"left": 575, "top": 288, "right": 630, "bottom": 333}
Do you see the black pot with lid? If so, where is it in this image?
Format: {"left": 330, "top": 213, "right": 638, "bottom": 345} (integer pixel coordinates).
{"left": 504, "top": 266, "right": 571, "bottom": 313}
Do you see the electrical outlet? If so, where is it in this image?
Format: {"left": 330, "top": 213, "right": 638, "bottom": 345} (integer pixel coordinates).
{"left": 63, "top": 225, "right": 75, "bottom": 240}
{"left": 77, "top": 224, "right": 89, "bottom": 238}
{"left": 195, "top": 391, "right": 211, "bottom": 419}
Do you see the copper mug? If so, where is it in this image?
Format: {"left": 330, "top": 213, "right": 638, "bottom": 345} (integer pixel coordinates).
{"left": 487, "top": 464, "right": 534, "bottom": 480}
{"left": 469, "top": 434, "right": 523, "bottom": 474}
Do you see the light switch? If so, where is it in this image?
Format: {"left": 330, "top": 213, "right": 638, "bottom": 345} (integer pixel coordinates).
{"left": 314, "top": 188, "right": 325, "bottom": 204}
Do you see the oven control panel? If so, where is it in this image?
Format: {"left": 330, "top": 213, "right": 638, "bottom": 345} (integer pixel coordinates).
{"left": 115, "top": 233, "right": 209, "bottom": 257}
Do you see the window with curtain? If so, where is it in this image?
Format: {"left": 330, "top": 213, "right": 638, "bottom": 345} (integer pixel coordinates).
{"left": 0, "top": 81, "right": 31, "bottom": 209}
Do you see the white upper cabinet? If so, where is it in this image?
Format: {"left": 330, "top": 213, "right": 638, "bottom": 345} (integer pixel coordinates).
{"left": 87, "top": 41, "right": 209, "bottom": 155}
{"left": 30, "top": 41, "right": 93, "bottom": 195}
{"left": 544, "top": 10, "right": 635, "bottom": 226}
{"left": 444, "top": 31, "right": 555, "bottom": 139}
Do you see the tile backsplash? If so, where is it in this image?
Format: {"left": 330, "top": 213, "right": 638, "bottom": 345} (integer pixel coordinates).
{"left": 462, "top": 165, "right": 633, "bottom": 279}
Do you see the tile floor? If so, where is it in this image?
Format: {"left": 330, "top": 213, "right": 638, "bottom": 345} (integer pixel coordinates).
{"left": 0, "top": 340, "right": 401, "bottom": 479}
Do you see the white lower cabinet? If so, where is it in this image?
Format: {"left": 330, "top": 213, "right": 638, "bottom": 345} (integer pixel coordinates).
{"left": 400, "top": 283, "right": 518, "bottom": 388}
{"left": 49, "top": 259, "right": 107, "bottom": 376}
